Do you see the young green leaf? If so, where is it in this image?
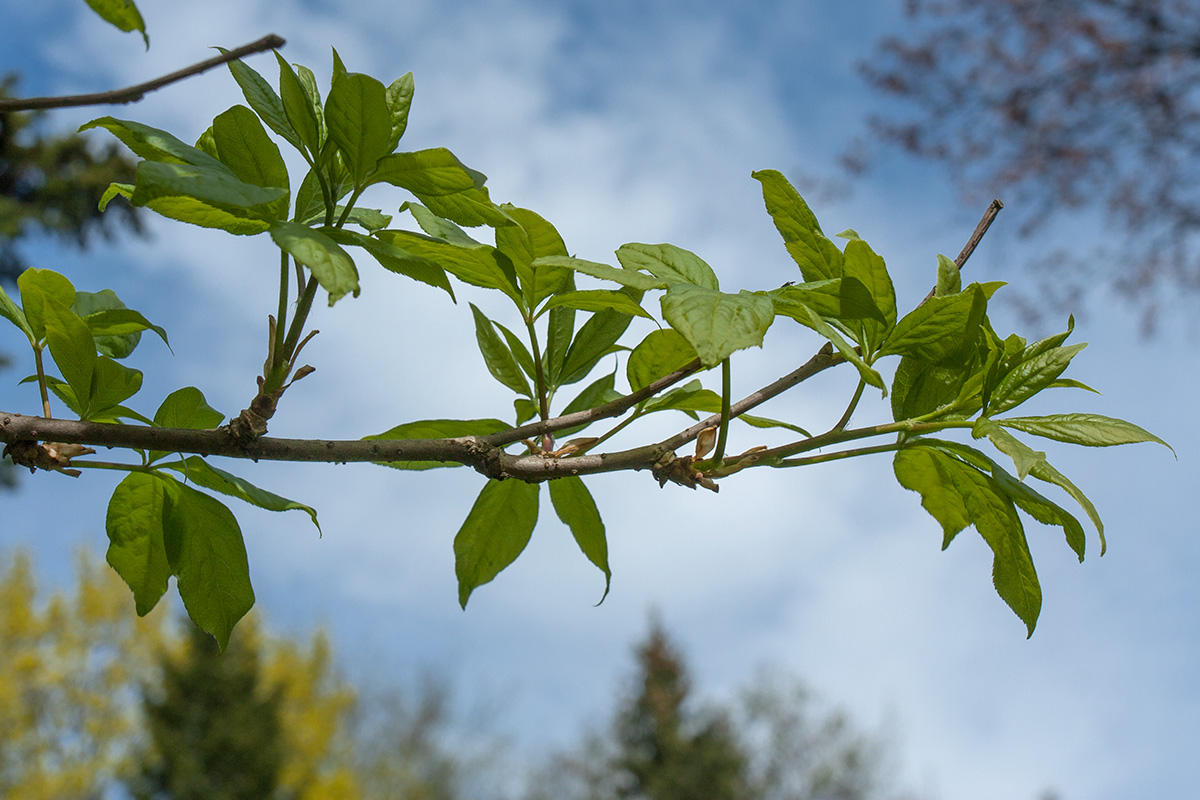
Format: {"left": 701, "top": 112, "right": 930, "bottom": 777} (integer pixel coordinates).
{"left": 418, "top": 183, "right": 513, "bottom": 228}
{"left": 99, "top": 182, "right": 134, "bottom": 212}
{"left": 270, "top": 222, "right": 360, "bottom": 304}
{"left": 376, "top": 228, "right": 520, "bottom": 302}
{"left": 936, "top": 253, "right": 961, "bottom": 296}
{"left": 17, "top": 267, "right": 75, "bottom": 342}
{"left": 322, "top": 228, "right": 454, "bottom": 300}
{"left": 80, "top": 307, "right": 170, "bottom": 356}
{"left": 454, "top": 479, "right": 540, "bottom": 608}
{"left": 993, "top": 413, "right": 1173, "bottom": 453}
{"left": 541, "top": 290, "right": 653, "bottom": 320}
{"left": 770, "top": 277, "right": 884, "bottom": 324}
{"left": 494, "top": 321, "right": 537, "bottom": 382}
{"left": 41, "top": 297, "right": 97, "bottom": 415}
{"left": 219, "top": 51, "right": 305, "bottom": 153}
{"left": 211, "top": 104, "right": 290, "bottom": 205}
{"left": 660, "top": 285, "right": 774, "bottom": 368}
{"left": 800, "top": 305, "right": 886, "bottom": 393}
{"left": 988, "top": 343, "right": 1088, "bottom": 415}
{"left": 534, "top": 256, "right": 666, "bottom": 293}
{"left": 84, "top": 0, "right": 148, "bottom": 46}
{"left": 1028, "top": 460, "right": 1106, "bottom": 554}
{"left": 364, "top": 418, "right": 510, "bottom": 470}
{"left": 276, "top": 53, "right": 321, "bottom": 156}
{"left": 162, "top": 481, "right": 255, "bottom": 651}
{"left": 751, "top": 169, "right": 845, "bottom": 282}
{"left": 0, "top": 280, "right": 33, "bottom": 343}
{"left": 470, "top": 304, "right": 533, "bottom": 397}
{"left": 549, "top": 476, "right": 610, "bottom": 602}
{"left": 841, "top": 238, "right": 896, "bottom": 349}
{"left": 162, "top": 456, "right": 320, "bottom": 532}
{"left": 627, "top": 329, "right": 698, "bottom": 393}
{"left": 972, "top": 420, "right": 1046, "bottom": 480}
{"left": 131, "top": 161, "right": 287, "bottom": 230}
{"left": 559, "top": 310, "right": 634, "bottom": 386}
{"left": 544, "top": 302, "right": 575, "bottom": 386}
{"left": 154, "top": 387, "right": 225, "bottom": 430}
{"left": 89, "top": 357, "right": 143, "bottom": 418}
{"left": 294, "top": 65, "right": 327, "bottom": 147}
{"left": 496, "top": 206, "right": 571, "bottom": 307}
{"left": 616, "top": 243, "right": 719, "bottom": 290}
{"left": 80, "top": 117, "right": 226, "bottom": 169}
{"left": 106, "top": 472, "right": 171, "bottom": 616}
{"left": 326, "top": 71, "right": 393, "bottom": 185}
{"left": 369, "top": 148, "right": 477, "bottom": 195}
{"left": 385, "top": 72, "right": 415, "bottom": 151}
{"left": 881, "top": 284, "right": 986, "bottom": 361}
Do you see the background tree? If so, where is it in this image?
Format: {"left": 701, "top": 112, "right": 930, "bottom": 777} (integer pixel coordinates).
{"left": 855, "top": 0, "right": 1200, "bottom": 324}
{"left": 0, "top": 76, "right": 142, "bottom": 282}
{"left": 529, "top": 620, "right": 908, "bottom": 800}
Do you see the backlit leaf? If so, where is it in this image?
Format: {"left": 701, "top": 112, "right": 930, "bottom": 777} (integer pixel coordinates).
{"left": 549, "top": 476, "right": 610, "bottom": 602}
{"left": 660, "top": 285, "right": 773, "bottom": 368}
{"left": 270, "top": 222, "right": 360, "bottom": 305}
{"left": 455, "top": 479, "right": 540, "bottom": 608}
{"left": 106, "top": 472, "right": 171, "bottom": 615}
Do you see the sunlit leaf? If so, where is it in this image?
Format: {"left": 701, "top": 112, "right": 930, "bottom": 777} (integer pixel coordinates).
{"left": 660, "top": 285, "right": 773, "bottom": 368}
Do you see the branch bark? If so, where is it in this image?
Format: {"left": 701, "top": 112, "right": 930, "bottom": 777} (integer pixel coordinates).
{"left": 0, "top": 35, "right": 285, "bottom": 112}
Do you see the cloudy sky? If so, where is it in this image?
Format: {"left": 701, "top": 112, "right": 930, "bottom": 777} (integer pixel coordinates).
{"left": 3, "top": 1, "right": 1197, "bottom": 798}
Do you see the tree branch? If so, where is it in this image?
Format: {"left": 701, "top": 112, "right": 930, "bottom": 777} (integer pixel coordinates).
{"left": 0, "top": 35, "right": 285, "bottom": 112}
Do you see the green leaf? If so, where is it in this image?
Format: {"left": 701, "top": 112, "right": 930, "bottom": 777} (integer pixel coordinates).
{"left": 163, "top": 457, "right": 320, "bottom": 532}
{"left": 326, "top": 71, "right": 393, "bottom": 185}
{"left": 385, "top": 72, "right": 415, "bottom": 151}
{"left": 544, "top": 301, "right": 575, "bottom": 386}
{"left": 841, "top": 238, "right": 896, "bottom": 349}
{"left": 751, "top": 169, "right": 845, "bottom": 282}
{"left": 364, "top": 418, "right": 510, "bottom": 470}
{"left": 370, "top": 148, "right": 476, "bottom": 195}
{"left": 154, "top": 386, "right": 225, "bottom": 429}
{"left": 294, "top": 65, "right": 327, "bottom": 147}
{"left": 642, "top": 382, "right": 720, "bottom": 415}
{"left": 972, "top": 420, "right": 1046, "bottom": 480}
{"left": 549, "top": 476, "right": 610, "bottom": 602}
{"left": 541, "top": 290, "right": 653, "bottom": 320}
{"left": 41, "top": 297, "right": 96, "bottom": 415}
{"left": 99, "top": 182, "right": 134, "bottom": 212}
{"left": 270, "top": 221, "right": 360, "bottom": 305}
{"left": 893, "top": 444, "right": 1041, "bottom": 636}
{"left": 559, "top": 371, "right": 619, "bottom": 416}
{"left": 0, "top": 282, "right": 32, "bottom": 343}
{"left": 534, "top": 255, "right": 665, "bottom": 293}
{"left": 771, "top": 277, "right": 884, "bottom": 324}
{"left": 83, "top": 0, "right": 148, "bottom": 46}
{"left": 493, "top": 321, "right": 537, "bottom": 383}
{"left": 80, "top": 307, "right": 170, "bottom": 356}
{"left": 627, "top": 329, "right": 697, "bottom": 392}
{"left": 559, "top": 310, "right": 633, "bottom": 386}
{"left": 80, "top": 117, "right": 225, "bottom": 169}
{"left": 219, "top": 50, "right": 305, "bottom": 153}
{"left": 935, "top": 253, "right": 961, "bottom": 296}
{"left": 616, "top": 243, "right": 719, "bottom": 290}
{"left": 276, "top": 53, "right": 321, "bottom": 155}
{"left": 989, "top": 343, "right": 1088, "bottom": 415}
{"left": 419, "top": 183, "right": 513, "bottom": 228}
{"left": 810, "top": 304, "right": 890, "bottom": 395}
{"left": 89, "top": 356, "right": 143, "bottom": 417}
{"left": 17, "top": 267, "right": 75, "bottom": 342}
{"left": 661, "top": 285, "right": 774, "bottom": 368}
{"left": 470, "top": 304, "right": 532, "bottom": 397}
{"left": 322, "top": 228, "right": 454, "bottom": 300}
{"left": 881, "top": 284, "right": 987, "bottom": 361}
{"left": 106, "top": 473, "right": 170, "bottom": 616}
{"left": 131, "top": 161, "right": 286, "bottom": 231}
{"left": 514, "top": 398, "right": 538, "bottom": 425}
{"left": 377, "top": 228, "right": 519, "bottom": 301}
{"left": 1029, "top": 460, "right": 1106, "bottom": 555}
{"left": 162, "top": 481, "right": 255, "bottom": 651}
{"left": 987, "top": 462, "right": 1087, "bottom": 563}
{"left": 993, "top": 413, "right": 1172, "bottom": 453}
{"left": 496, "top": 206, "right": 571, "bottom": 306}
{"left": 455, "top": 479, "right": 540, "bottom": 608}
{"left": 211, "top": 105, "right": 290, "bottom": 213}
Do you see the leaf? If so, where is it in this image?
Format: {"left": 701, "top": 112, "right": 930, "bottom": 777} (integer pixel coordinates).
{"left": 751, "top": 169, "right": 845, "bottom": 282}
{"left": 131, "top": 161, "right": 286, "bottom": 230}
{"left": 544, "top": 301, "right": 575, "bottom": 385}
{"left": 541, "top": 290, "right": 653, "bottom": 320}
{"left": 988, "top": 343, "right": 1088, "bottom": 414}
{"left": 534, "top": 255, "right": 665, "bottom": 292}
{"left": 154, "top": 386, "right": 225, "bottom": 429}
{"left": 323, "top": 228, "right": 454, "bottom": 300}
{"left": 74, "top": 289, "right": 139, "bottom": 358}
{"left": 418, "top": 183, "right": 513, "bottom": 228}
{"left": 89, "top": 357, "right": 143, "bottom": 417}
{"left": 99, "top": 182, "right": 134, "bottom": 212}
{"left": 163, "top": 457, "right": 320, "bottom": 532}
{"left": 642, "top": 381, "right": 720, "bottom": 415}
{"left": 660, "top": 285, "right": 773, "bottom": 368}
{"left": 496, "top": 206, "right": 571, "bottom": 306}
{"left": 80, "top": 117, "right": 226, "bottom": 169}
{"left": 270, "top": 221, "right": 360, "bottom": 305}
{"left": 41, "top": 297, "right": 96, "bottom": 415}
{"left": 841, "top": 238, "right": 897, "bottom": 348}
{"left": 364, "top": 418, "right": 510, "bottom": 470}
{"left": 83, "top": 0, "right": 148, "bottom": 46}
{"left": 893, "top": 444, "right": 1041, "bottom": 636}
{"left": 559, "top": 310, "right": 633, "bottom": 386}
{"left": 1029, "top": 460, "right": 1106, "bottom": 555}
{"left": 211, "top": 104, "right": 290, "bottom": 211}
{"left": 994, "top": 413, "right": 1173, "bottom": 453}
{"left": 799, "top": 305, "right": 886, "bottom": 393}
{"left": 514, "top": 398, "right": 538, "bottom": 425}
{"left": 17, "top": 267, "right": 75, "bottom": 342}
{"left": 455, "top": 479, "right": 540, "bottom": 608}
{"left": 549, "top": 476, "right": 610, "bottom": 602}
{"left": 325, "top": 71, "right": 393, "bottom": 185}
{"left": 627, "top": 329, "right": 697, "bottom": 392}
{"left": 219, "top": 50, "right": 305, "bottom": 153}
{"left": 881, "top": 283, "right": 986, "bottom": 361}
{"left": 385, "top": 72, "right": 415, "bottom": 151}
{"left": 370, "top": 148, "right": 476, "bottom": 195}
{"left": 162, "top": 482, "right": 255, "bottom": 651}
{"left": 294, "top": 64, "right": 327, "bottom": 147}
{"left": 494, "top": 321, "right": 537, "bottom": 382}
{"left": 771, "top": 277, "right": 883, "bottom": 324}
{"left": 276, "top": 53, "right": 321, "bottom": 155}
{"left": 106, "top": 473, "right": 170, "bottom": 616}
{"left": 80, "top": 307, "right": 170, "bottom": 356}
{"left": 616, "top": 243, "right": 719, "bottom": 290}
{"left": 470, "top": 304, "right": 532, "bottom": 397}
{"left": 0, "top": 282, "right": 32, "bottom": 342}
{"left": 936, "top": 253, "right": 961, "bottom": 296}
{"left": 972, "top": 420, "right": 1046, "bottom": 480}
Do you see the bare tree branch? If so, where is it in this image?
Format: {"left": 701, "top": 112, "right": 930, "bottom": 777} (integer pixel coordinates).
{"left": 0, "top": 34, "right": 285, "bottom": 112}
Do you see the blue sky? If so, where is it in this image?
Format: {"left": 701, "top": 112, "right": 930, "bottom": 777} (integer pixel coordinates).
{"left": 3, "top": 1, "right": 1198, "bottom": 798}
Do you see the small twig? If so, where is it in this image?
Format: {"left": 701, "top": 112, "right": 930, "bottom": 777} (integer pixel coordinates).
{"left": 922, "top": 198, "right": 1004, "bottom": 303}
{"left": 0, "top": 34, "right": 285, "bottom": 112}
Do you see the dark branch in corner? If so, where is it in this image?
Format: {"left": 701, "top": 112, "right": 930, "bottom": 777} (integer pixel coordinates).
{"left": 0, "top": 34, "right": 285, "bottom": 112}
